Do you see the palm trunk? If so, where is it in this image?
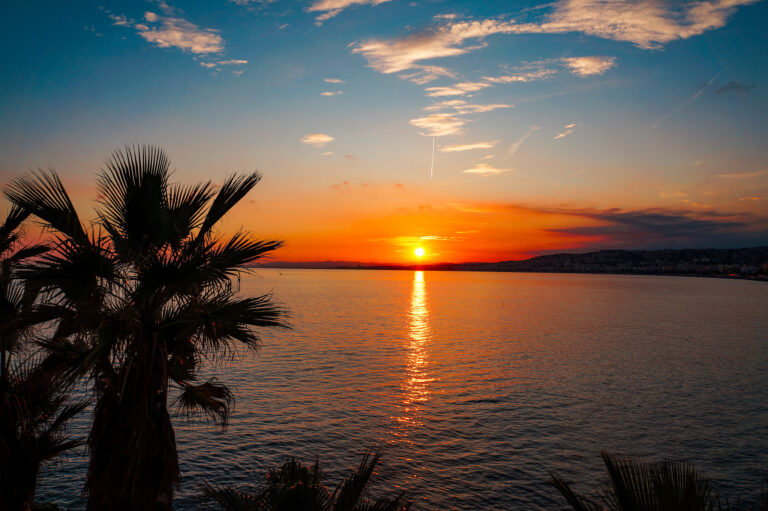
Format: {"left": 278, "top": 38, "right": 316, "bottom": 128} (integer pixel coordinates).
{"left": 86, "top": 337, "right": 178, "bottom": 511}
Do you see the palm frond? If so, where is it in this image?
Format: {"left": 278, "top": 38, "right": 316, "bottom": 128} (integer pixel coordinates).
{"left": 5, "top": 170, "right": 88, "bottom": 243}
{"left": 0, "top": 205, "right": 31, "bottom": 254}
{"left": 202, "top": 483, "right": 261, "bottom": 511}
{"left": 332, "top": 449, "right": 380, "bottom": 511}
{"left": 197, "top": 173, "right": 262, "bottom": 240}
{"left": 167, "top": 181, "right": 216, "bottom": 245}
{"left": 551, "top": 473, "right": 601, "bottom": 511}
{"left": 175, "top": 379, "right": 234, "bottom": 428}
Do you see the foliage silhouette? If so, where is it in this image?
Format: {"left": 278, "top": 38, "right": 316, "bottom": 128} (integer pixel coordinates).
{"left": 552, "top": 451, "right": 768, "bottom": 511}
{"left": 203, "top": 449, "right": 412, "bottom": 511}
{"left": 0, "top": 206, "right": 86, "bottom": 511}
{"left": 5, "top": 145, "right": 287, "bottom": 510}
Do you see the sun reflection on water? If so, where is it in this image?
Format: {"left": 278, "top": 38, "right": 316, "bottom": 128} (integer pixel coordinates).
{"left": 396, "top": 271, "right": 434, "bottom": 435}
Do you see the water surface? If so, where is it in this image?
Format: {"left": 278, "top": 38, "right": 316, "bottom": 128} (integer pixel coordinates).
{"left": 39, "top": 270, "right": 768, "bottom": 509}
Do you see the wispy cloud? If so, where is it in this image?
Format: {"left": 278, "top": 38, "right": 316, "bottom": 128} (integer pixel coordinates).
{"left": 553, "top": 122, "right": 578, "bottom": 140}
{"left": 398, "top": 65, "right": 456, "bottom": 85}
{"left": 308, "top": 0, "right": 392, "bottom": 24}
{"left": 442, "top": 141, "right": 498, "bottom": 152}
{"left": 199, "top": 59, "right": 248, "bottom": 70}
{"left": 351, "top": 19, "right": 521, "bottom": 75}
{"left": 463, "top": 163, "right": 511, "bottom": 175}
{"left": 352, "top": 1, "right": 754, "bottom": 80}
{"left": 301, "top": 133, "right": 335, "bottom": 146}
{"left": 424, "top": 82, "right": 491, "bottom": 97}
{"left": 485, "top": 61, "right": 559, "bottom": 83}
{"left": 324, "top": 78, "right": 346, "bottom": 83}
{"left": 519, "top": 0, "right": 759, "bottom": 50}
{"left": 410, "top": 113, "right": 466, "bottom": 137}
{"left": 104, "top": 3, "right": 245, "bottom": 63}
{"left": 137, "top": 10, "right": 224, "bottom": 53}
{"left": 509, "top": 126, "right": 540, "bottom": 157}
{"left": 561, "top": 56, "right": 616, "bottom": 76}
{"left": 716, "top": 170, "right": 767, "bottom": 179}
{"left": 321, "top": 91, "right": 344, "bottom": 96}
{"left": 424, "top": 99, "right": 512, "bottom": 114}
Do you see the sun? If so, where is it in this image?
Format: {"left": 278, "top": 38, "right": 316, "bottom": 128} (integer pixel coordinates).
{"left": 414, "top": 247, "right": 426, "bottom": 258}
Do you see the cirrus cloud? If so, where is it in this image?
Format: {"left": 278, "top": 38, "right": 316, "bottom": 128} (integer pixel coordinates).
{"left": 410, "top": 113, "right": 466, "bottom": 137}
{"left": 463, "top": 163, "right": 511, "bottom": 175}
{"left": 301, "top": 133, "right": 335, "bottom": 146}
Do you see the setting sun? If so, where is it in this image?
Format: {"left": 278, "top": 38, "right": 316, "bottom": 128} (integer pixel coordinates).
{"left": 414, "top": 247, "right": 426, "bottom": 258}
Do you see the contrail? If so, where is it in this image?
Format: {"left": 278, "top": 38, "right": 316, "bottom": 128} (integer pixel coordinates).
{"left": 508, "top": 125, "right": 540, "bottom": 158}
{"left": 652, "top": 69, "right": 723, "bottom": 129}
{"left": 430, "top": 136, "right": 435, "bottom": 179}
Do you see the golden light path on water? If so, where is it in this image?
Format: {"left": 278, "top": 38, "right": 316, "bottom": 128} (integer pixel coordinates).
{"left": 396, "top": 271, "right": 434, "bottom": 441}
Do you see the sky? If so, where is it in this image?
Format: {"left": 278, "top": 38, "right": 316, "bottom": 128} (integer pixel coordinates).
{"left": 1, "top": 0, "right": 767, "bottom": 263}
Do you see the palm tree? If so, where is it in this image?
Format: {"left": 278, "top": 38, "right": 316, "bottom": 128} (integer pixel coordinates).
{"left": 6, "top": 145, "right": 287, "bottom": 511}
{"left": 203, "top": 449, "right": 412, "bottom": 511}
{"left": 551, "top": 451, "right": 767, "bottom": 511}
{"left": 0, "top": 206, "right": 86, "bottom": 511}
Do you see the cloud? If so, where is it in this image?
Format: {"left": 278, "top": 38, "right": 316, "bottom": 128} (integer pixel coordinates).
{"left": 519, "top": 0, "right": 759, "bottom": 50}
{"left": 108, "top": 14, "right": 133, "bottom": 26}
{"left": 561, "top": 56, "right": 616, "bottom": 76}
{"left": 424, "top": 81, "right": 491, "bottom": 97}
{"left": 321, "top": 151, "right": 334, "bottom": 156}
{"left": 321, "top": 91, "right": 344, "bottom": 96}
{"left": 324, "top": 78, "right": 346, "bottom": 83}
{"left": 484, "top": 62, "right": 559, "bottom": 83}
{"left": 301, "top": 133, "right": 335, "bottom": 146}
{"left": 105, "top": 4, "right": 230, "bottom": 57}
{"left": 715, "top": 81, "right": 755, "bottom": 94}
{"left": 352, "top": 1, "right": 755, "bottom": 83}
{"left": 423, "top": 99, "right": 512, "bottom": 114}
{"left": 535, "top": 205, "right": 767, "bottom": 247}
{"left": 463, "top": 163, "right": 511, "bottom": 175}
{"left": 351, "top": 19, "right": 521, "bottom": 75}
{"left": 441, "top": 141, "right": 498, "bottom": 152}
{"left": 509, "top": 126, "right": 540, "bottom": 157}
{"left": 456, "top": 103, "right": 512, "bottom": 114}
{"left": 715, "top": 170, "right": 767, "bottom": 179}
{"left": 553, "top": 122, "right": 579, "bottom": 140}
{"left": 398, "top": 65, "right": 456, "bottom": 85}
{"left": 137, "top": 11, "right": 224, "bottom": 54}
{"left": 199, "top": 59, "right": 248, "bottom": 69}
{"left": 409, "top": 113, "right": 466, "bottom": 137}
{"left": 308, "top": 0, "right": 392, "bottom": 23}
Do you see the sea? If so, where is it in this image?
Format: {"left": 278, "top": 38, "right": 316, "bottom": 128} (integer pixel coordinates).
{"left": 36, "top": 270, "right": 768, "bottom": 510}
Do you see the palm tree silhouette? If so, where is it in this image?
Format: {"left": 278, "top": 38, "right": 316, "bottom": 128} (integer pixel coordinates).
{"left": 203, "top": 449, "right": 412, "bottom": 511}
{"left": 6, "top": 145, "right": 287, "bottom": 511}
{"left": 0, "top": 206, "right": 86, "bottom": 511}
{"left": 551, "top": 451, "right": 767, "bottom": 511}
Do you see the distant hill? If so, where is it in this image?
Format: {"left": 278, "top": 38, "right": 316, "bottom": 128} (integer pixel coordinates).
{"left": 256, "top": 246, "right": 768, "bottom": 280}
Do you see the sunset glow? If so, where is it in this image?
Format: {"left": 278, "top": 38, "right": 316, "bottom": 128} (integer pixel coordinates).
{"left": 1, "top": 1, "right": 766, "bottom": 264}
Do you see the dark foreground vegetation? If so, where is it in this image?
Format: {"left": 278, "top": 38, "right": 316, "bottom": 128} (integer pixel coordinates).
{"left": 1, "top": 145, "right": 286, "bottom": 510}
{"left": 0, "top": 145, "right": 764, "bottom": 510}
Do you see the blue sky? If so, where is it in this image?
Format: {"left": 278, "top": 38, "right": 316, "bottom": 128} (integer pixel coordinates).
{"left": 1, "top": 0, "right": 766, "bottom": 261}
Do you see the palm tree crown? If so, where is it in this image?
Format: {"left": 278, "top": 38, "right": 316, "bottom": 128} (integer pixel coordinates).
{"left": 0, "top": 206, "right": 86, "bottom": 511}
{"left": 6, "top": 145, "right": 287, "bottom": 510}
